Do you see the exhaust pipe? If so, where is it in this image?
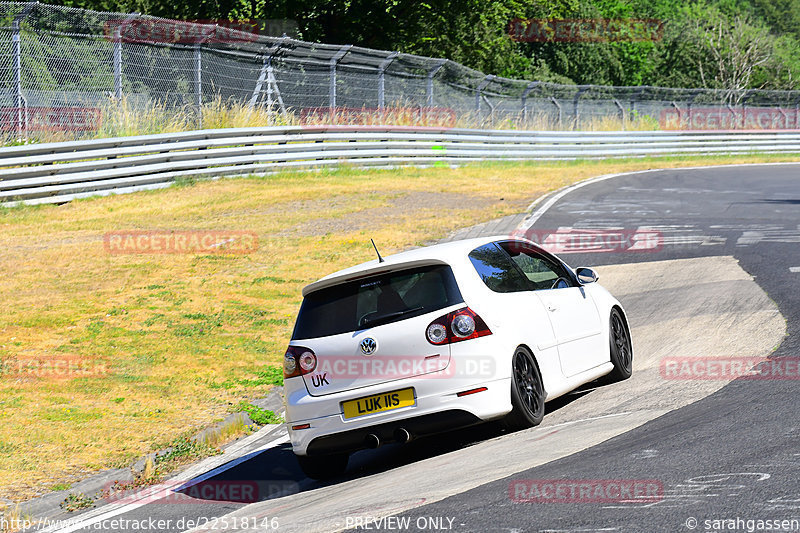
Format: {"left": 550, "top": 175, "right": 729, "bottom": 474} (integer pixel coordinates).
{"left": 364, "top": 433, "right": 381, "bottom": 449}
{"left": 394, "top": 427, "right": 411, "bottom": 444}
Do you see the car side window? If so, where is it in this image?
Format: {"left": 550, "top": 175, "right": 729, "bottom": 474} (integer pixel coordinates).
{"left": 468, "top": 243, "right": 530, "bottom": 293}
{"left": 499, "top": 242, "right": 574, "bottom": 291}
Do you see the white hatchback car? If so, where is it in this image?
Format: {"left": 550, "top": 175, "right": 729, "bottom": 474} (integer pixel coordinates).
{"left": 283, "top": 236, "right": 632, "bottom": 479}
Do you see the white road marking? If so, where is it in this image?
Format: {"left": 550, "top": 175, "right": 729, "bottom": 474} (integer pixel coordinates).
{"left": 522, "top": 161, "right": 800, "bottom": 229}
{"left": 790, "top": 267, "right": 800, "bottom": 273}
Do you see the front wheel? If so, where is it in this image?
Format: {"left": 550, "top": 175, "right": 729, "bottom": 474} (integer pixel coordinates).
{"left": 503, "top": 346, "right": 545, "bottom": 431}
{"left": 296, "top": 453, "right": 349, "bottom": 480}
{"left": 607, "top": 308, "right": 633, "bottom": 382}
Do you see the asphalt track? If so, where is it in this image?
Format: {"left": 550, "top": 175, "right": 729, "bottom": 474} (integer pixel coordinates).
{"left": 394, "top": 163, "right": 800, "bottom": 532}
{"left": 37, "top": 163, "right": 800, "bottom": 533}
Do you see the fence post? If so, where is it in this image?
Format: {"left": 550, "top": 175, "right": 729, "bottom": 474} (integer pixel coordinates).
{"left": 329, "top": 45, "right": 352, "bottom": 113}
{"left": 426, "top": 59, "right": 445, "bottom": 108}
{"left": 521, "top": 81, "right": 539, "bottom": 122}
{"left": 572, "top": 86, "right": 587, "bottom": 130}
{"left": 630, "top": 86, "right": 645, "bottom": 118}
{"left": 741, "top": 89, "right": 756, "bottom": 129}
{"left": 687, "top": 91, "right": 699, "bottom": 129}
{"left": 475, "top": 75, "right": 494, "bottom": 112}
{"left": 670, "top": 101, "right": 681, "bottom": 128}
{"left": 613, "top": 99, "right": 625, "bottom": 130}
{"left": 193, "top": 25, "right": 216, "bottom": 128}
{"left": 113, "top": 13, "right": 139, "bottom": 100}
{"left": 550, "top": 97, "right": 562, "bottom": 129}
{"left": 377, "top": 51, "right": 398, "bottom": 109}
{"left": 194, "top": 44, "right": 202, "bottom": 124}
{"left": 726, "top": 103, "right": 737, "bottom": 129}
{"left": 12, "top": 3, "right": 35, "bottom": 140}
{"left": 795, "top": 98, "right": 800, "bottom": 130}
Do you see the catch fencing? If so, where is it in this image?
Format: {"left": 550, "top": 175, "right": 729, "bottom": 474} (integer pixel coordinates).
{"left": 3, "top": 2, "right": 800, "bottom": 138}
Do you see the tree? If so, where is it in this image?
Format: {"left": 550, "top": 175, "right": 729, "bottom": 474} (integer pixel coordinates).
{"left": 689, "top": 5, "right": 773, "bottom": 103}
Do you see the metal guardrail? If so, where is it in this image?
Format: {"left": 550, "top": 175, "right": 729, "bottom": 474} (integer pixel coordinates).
{"left": 2, "top": 126, "right": 800, "bottom": 205}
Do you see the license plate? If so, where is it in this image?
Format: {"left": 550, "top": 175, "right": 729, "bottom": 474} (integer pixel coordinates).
{"left": 342, "top": 388, "right": 415, "bottom": 419}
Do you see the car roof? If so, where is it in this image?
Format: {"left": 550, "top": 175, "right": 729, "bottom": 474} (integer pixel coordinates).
{"left": 302, "top": 235, "right": 521, "bottom": 296}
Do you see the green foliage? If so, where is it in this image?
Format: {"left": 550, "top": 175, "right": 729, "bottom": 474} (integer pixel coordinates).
{"left": 156, "top": 436, "right": 218, "bottom": 466}
{"left": 60, "top": 492, "right": 93, "bottom": 512}
{"left": 237, "top": 401, "right": 283, "bottom": 425}
{"left": 42, "top": 0, "right": 800, "bottom": 90}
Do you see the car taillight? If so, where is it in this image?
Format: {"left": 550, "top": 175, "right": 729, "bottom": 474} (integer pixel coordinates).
{"left": 284, "top": 346, "right": 316, "bottom": 379}
{"left": 426, "top": 307, "right": 491, "bottom": 345}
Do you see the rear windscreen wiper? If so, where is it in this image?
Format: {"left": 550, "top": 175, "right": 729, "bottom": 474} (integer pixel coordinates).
{"left": 362, "top": 306, "right": 424, "bottom": 327}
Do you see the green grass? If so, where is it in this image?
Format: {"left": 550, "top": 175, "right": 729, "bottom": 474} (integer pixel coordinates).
{"left": 60, "top": 492, "right": 93, "bottom": 513}
{"left": 238, "top": 402, "right": 283, "bottom": 425}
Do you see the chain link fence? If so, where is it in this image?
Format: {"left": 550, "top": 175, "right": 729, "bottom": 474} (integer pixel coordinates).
{"left": 3, "top": 1, "right": 800, "bottom": 139}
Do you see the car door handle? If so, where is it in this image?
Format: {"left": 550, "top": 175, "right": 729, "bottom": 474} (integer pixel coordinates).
{"left": 547, "top": 303, "right": 557, "bottom": 312}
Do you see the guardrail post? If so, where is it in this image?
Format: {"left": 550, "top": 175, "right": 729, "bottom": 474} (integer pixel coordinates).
{"left": 475, "top": 75, "right": 494, "bottom": 112}
{"left": 113, "top": 13, "right": 139, "bottom": 100}
{"left": 377, "top": 51, "right": 399, "bottom": 109}
{"left": 426, "top": 59, "right": 445, "bottom": 108}
{"left": 521, "top": 81, "right": 539, "bottom": 123}
{"left": 12, "top": 3, "right": 35, "bottom": 140}
{"left": 329, "top": 45, "right": 352, "bottom": 113}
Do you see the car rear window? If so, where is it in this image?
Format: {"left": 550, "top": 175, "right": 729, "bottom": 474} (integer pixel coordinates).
{"left": 292, "top": 264, "right": 464, "bottom": 340}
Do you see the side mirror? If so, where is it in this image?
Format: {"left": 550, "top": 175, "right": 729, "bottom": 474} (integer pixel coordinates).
{"left": 576, "top": 267, "right": 598, "bottom": 284}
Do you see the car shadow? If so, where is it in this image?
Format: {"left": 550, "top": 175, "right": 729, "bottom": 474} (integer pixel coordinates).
{"left": 177, "top": 381, "right": 602, "bottom": 504}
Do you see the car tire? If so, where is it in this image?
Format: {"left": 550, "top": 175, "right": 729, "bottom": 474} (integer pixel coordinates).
{"left": 502, "top": 346, "right": 545, "bottom": 430}
{"left": 607, "top": 307, "right": 633, "bottom": 382}
{"left": 296, "top": 453, "right": 349, "bottom": 480}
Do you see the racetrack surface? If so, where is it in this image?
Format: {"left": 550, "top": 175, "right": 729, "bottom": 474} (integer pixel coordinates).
{"left": 35, "top": 163, "right": 799, "bottom": 533}
{"left": 390, "top": 163, "right": 800, "bottom": 532}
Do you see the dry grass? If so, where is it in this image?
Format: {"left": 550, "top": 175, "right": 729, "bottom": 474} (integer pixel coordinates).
{"left": 3, "top": 97, "right": 666, "bottom": 146}
{"left": 1, "top": 153, "right": 799, "bottom": 504}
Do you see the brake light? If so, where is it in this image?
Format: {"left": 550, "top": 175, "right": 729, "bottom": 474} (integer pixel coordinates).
{"left": 426, "top": 307, "right": 491, "bottom": 345}
{"left": 284, "top": 346, "right": 316, "bottom": 379}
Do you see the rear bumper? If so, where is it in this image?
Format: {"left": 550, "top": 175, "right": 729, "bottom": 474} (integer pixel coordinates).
{"left": 287, "top": 375, "right": 511, "bottom": 455}
{"left": 306, "top": 410, "right": 482, "bottom": 456}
